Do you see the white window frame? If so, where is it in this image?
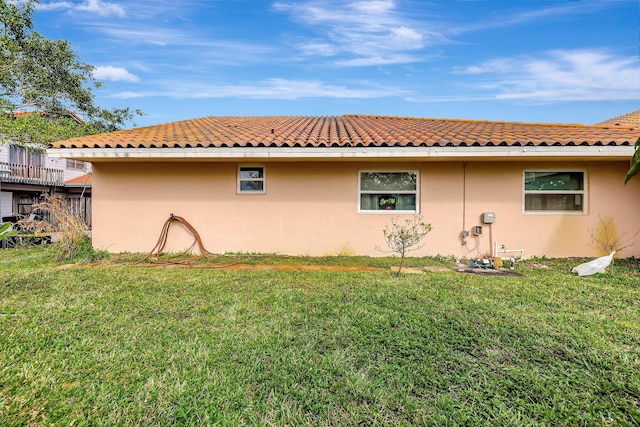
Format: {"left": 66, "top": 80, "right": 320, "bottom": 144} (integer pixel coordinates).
{"left": 358, "top": 170, "right": 420, "bottom": 214}
{"left": 9, "top": 144, "right": 42, "bottom": 167}
{"left": 523, "top": 170, "right": 586, "bottom": 214}
{"left": 237, "top": 165, "right": 266, "bottom": 194}
{"left": 66, "top": 159, "right": 86, "bottom": 170}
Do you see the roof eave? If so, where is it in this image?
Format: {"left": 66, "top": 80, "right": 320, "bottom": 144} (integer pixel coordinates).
{"left": 46, "top": 146, "right": 636, "bottom": 162}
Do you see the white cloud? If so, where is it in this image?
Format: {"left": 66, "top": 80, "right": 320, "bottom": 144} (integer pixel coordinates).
{"left": 39, "top": 0, "right": 125, "bottom": 17}
{"left": 82, "top": 23, "right": 185, "bottom": 46}
{"left": 110, "top": 78, "right": 405, "bottom": 100}
{"left": 298, "top": 42, "right": 336, "bottom": 57}
{"left": 36, "top": 1, "right": 75, "bottom": 10}
{"left": 274, "top": 1, "right": 429, "bottom": 65}
{"left": 77, "top": 0, "right": 125, "bottom": 17}
{"left": 83, "top": 24, "right": 179, "bottom": 46}
{"left": 37, "top": 1, "right": 74, "bottom": 11}
{"left": 274, "top": 0, "right": 616, "bottom": 69}
{"left": 448, "top": 2, "right": 606, "bottom": 36}
{"left": 335, "top": 54, "right": 423, "bottom": 67}
{"left": 351, "top": 0, "right": 394, "bottom": 15}
{"left": 94, "top": 66, "right": 140, "bottom": 82}
{"left": 109, "top": 91, "right": 141, "bottom": 99}
{"left": 453, "top": 50, "right": 640, "bottom": 102}
{"left": 83, "top": 22, "right": 277, "bottom": 66}
{"left": 390, "top": 26, "right": 423, "bottom": 46}
{"left": 452, "top": 59, "right": 514, "bottom": 75}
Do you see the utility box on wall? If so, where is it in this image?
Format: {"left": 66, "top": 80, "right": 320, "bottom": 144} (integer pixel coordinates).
{"left": 482, "top": 212, "right": 496, "bottom": 224}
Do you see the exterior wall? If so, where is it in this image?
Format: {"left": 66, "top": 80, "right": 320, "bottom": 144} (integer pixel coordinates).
{"left": 91, "top": 160, "right": 640, "bottom": 258}
{"left": 0, "top": 191, "right": 12, "bottom": 219}
{"left": 0, "top": 141, "right": 90, "bottom": 182}
{"left": 45, "top": 156, "right": 91, "bottom": 182}
{"left": 460, "top": 161, "right": 640, "bottom": 258}
{"left": 0, "top": 142, "right": 91, "bottom": 221}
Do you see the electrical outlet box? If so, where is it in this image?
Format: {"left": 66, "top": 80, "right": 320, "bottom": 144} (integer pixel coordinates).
{"left": 473, "top": 226, "right": 483, "bottom": 236}
{"left": 462, "top": 230, "right": 470, "bottom": 237}
{"left": 482, "top": 212, "right": 496, "bottom": 224}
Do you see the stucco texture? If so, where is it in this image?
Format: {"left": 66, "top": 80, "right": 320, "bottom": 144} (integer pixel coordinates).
{"left": 91, "top": 160, "right": 640, "bottom": 258}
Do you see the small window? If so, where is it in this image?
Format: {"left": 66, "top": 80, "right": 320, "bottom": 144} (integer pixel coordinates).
{"left": 238, "top": 166, "right": 265, "bottom": 194}
{"left": 359, "top": 171, "right": 418, "bottom": 212}
{"left": 524, "top": 171, "right": 585, "bottom": 213}
{"left": 66, "top": 159, "right": 86, "bottom": 170}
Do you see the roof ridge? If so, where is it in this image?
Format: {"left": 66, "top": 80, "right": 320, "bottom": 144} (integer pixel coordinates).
{"left": 343, "top": 114, "right": 600, "bottom": 128}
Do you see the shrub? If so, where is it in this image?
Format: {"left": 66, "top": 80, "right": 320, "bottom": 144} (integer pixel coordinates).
{"left": 16, "top": 194, "right": 99, "bottom": 261}
{"left": 0, "top": 222, "right": 17, "bottom": 243}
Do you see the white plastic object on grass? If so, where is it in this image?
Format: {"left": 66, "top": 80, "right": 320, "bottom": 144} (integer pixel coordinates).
{"left": 571, "top": 251, "right": 616, "bottom": 276}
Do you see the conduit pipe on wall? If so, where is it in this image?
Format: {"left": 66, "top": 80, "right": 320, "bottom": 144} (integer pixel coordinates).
{"left": 461, "top": 162, "right": 467, "bottom": 244}
{"left": 460, "top": 162, "right": 481, "bottom": 252}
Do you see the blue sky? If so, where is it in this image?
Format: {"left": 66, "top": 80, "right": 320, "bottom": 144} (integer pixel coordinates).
{"left": 33, "top": 0, "right": 639, "bottom": 128}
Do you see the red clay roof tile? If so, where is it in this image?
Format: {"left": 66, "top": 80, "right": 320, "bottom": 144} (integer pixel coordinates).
{"left": 597, "top": 109, "right": 640, "bottom": 128}
{"left": 49, "top": 114, "right": 638, "bottom": 150}
{"left": 65, "top": 173, "right": 91, "bottom": 186}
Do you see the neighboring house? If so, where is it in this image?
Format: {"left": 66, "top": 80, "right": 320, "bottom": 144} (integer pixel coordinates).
{"left": 47, "top": 112, "right": 640, "bottom": 258}
{"left": 60, "top": 172, "right": 92, "bottom": 225}
{"left": 0, "top": 142, "right": 92, "bottom": 225}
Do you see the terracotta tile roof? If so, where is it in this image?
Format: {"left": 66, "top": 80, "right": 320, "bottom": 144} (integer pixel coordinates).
{"left": 597, "top": 109, "right": 640, "bottom": 128}
{"left": 50, "top": 115, "right": 638, "bottom": 149}
{"left": 65, "top": 173, "right": 91, "bottom": 186}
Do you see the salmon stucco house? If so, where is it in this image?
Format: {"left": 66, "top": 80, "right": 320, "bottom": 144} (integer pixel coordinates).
{"left": 47, "top": 112, "right": 640, "bottom": 258}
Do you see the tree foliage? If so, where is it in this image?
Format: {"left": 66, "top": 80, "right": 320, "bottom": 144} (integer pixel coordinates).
{"left": 0, "top": 0, "right": 141, "bottom": 145}
{"left": 624, "top": 136, "right": 640, "bottom": 184}
{"left": 0, "top": 221, "right": 17, "bottom": 241}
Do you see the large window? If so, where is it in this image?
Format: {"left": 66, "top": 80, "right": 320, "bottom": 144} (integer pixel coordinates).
{"left": 238, "top": 166, "right": 265, "bottom": 194}
{"left": 359, "top": 171, "right": 418, "bottom": 212}
{"left": 524, "top": 171, "right": 585, "bottom": 213}
{"left": 9, "top": 144, "right": 42, "bottom": 167}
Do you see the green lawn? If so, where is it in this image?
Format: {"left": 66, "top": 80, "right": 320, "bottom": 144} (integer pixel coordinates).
{"left": 1, "top": 246, "right": 639, "bottom": 426}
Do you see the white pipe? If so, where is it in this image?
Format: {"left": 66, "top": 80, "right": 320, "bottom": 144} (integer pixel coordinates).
{"left": 494, "top": 242, "right": 524, "bottom": 260}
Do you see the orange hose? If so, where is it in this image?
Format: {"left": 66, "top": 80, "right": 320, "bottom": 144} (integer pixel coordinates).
{"left": 137, "top": 214, "right": 216, "bottom": 265}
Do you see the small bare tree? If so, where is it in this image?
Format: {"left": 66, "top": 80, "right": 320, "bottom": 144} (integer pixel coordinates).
{"left": 588, "top": 215, "right": 639, "bottom": 274}
{"left": 377, "top": 215, "right": 432, "bottom": 275}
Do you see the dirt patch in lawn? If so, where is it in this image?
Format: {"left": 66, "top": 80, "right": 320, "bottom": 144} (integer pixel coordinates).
{"left": 389, "top": 266, "right": 453, "bottom": 274}
{"left": 60, "top": 262, "right": 521, "bottom": 275}
{"left": 127, "top": 262, "right": 383, "bottom": 272}
{"left": 423, "top": 266, "right": 453, "bottom": 273}
{"left": 58, "top": 262, "right": 387, "bottom": 272}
